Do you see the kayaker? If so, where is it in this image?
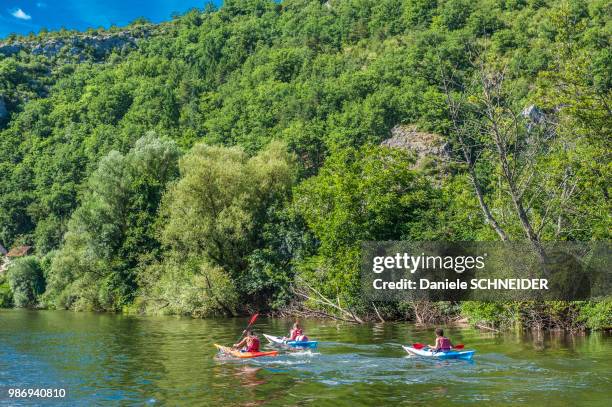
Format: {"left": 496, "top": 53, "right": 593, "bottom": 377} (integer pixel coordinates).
{"left": 428, "top": 328, "right": 453, "bottom": 352}
{"left": 233, "top": 329, "right": 260, "bottom": 352}
{"left": 284, "top": 321, "right": 308, "bottom": 342}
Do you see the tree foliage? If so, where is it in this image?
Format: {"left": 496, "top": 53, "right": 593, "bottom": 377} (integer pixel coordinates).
{"left": 0, "top": 0, "right": 608, "bottom": 324}
{"left": 146, "top": 141, "right": 297, "bottom": 313}
{"left": 45, "top": 135, "right": 180, "bottom": 311}
{"left": 7, "top": 257, "right": 45, "bottom": 308}
{"left": 294, "top": 145, "right": 449, "bottom": 311}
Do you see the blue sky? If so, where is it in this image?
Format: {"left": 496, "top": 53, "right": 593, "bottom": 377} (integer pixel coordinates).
{"left": 0, "top": 1, "right": 222, "bottom": 38}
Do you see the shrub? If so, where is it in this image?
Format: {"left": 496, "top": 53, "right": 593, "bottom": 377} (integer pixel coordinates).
{"left": 578, "top": 299, "right": 612, "bottom": 330}
{"left": 0, "top": 273, "right": 13, "bottom": 307}
{"left": 140, "top": 255, "right": 239, "bottom": 317}
{"left": 7, "top": 256, "right": 45, "bottom": 308}
{"left": 460, "top": 301, "right": 515, "bottom": 328}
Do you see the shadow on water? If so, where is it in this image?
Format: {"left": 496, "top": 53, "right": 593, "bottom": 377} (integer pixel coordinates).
{"left": 1, "top": 309, "right": 611, "bottom": 406}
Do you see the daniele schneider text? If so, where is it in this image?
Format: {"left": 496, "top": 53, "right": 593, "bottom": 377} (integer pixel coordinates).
{"left": 370, "top": 253, "right": 549, "bottom": 291}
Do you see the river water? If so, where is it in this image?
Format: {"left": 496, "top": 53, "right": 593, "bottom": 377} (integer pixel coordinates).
{"left": 0, "top": 310, "right": 610, "bottom": 406}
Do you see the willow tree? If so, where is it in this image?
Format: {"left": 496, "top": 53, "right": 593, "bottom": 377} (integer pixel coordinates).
{"left": 44, "top": 135, "right": 181, "bottom": 311}
{"left": 140, "top": 141, "right": 297, "bottom": 315}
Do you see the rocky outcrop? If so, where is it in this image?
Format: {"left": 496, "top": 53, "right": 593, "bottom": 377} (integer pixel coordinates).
{"left": 522, "top": 105, "right": 545, "bottom": 124}
{"left": 522, "top": 104, "right": 547, "bottom": 134}
{"left": 0, "top": 28, "right": 152, "bottom": 59}
{"left": 382, "top": 124, "right": 450, "bottom": 164}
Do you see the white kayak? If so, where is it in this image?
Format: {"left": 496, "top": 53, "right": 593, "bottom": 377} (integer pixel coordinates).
{"left": 402, "top": 345, "right": 475, "bottom": 360}
{"left": 263, "top": 334, "right": 318, "bottom": 349}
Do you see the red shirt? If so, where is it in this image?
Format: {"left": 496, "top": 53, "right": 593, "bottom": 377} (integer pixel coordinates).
{"left": 436, "top": 337, "right": 452, "bottom": 351}
{"left": 246, "top": 336, "right": 260, "bottom": 352}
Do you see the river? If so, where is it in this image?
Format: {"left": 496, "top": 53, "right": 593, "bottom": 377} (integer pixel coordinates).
{"left": 1, "top": 310, "right": 610, "bottom": 406}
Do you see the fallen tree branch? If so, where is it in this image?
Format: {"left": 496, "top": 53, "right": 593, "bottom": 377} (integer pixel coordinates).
{"left": 274, "top": 303, "right": 363, "bottom": 323}
{"left": 372, "top": 302, "right": 385, "bottom": 323}
{"left": 476, "top": 323, "right": 501, "bottom": 332}
{"left": 293, "top": 277, "right": 364, "bottom": 324}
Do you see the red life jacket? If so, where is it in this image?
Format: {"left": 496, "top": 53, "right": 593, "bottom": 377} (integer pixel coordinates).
{"left": 290, "top": 328, "right": 303, "bottom": 341}
{"left": 438, "top": 337, "right": 452, "bottom": 351}
{"left": 246, "top": 336, "right": 260, "bottom": 352}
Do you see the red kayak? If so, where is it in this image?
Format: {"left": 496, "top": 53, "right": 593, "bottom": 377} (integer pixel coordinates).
{"left": 214, "top": 344, "right": 278, "bottom": 359}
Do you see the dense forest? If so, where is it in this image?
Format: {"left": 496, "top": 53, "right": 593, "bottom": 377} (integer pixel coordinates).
{"left": 0, "top": 0, "right": 609, "bottom": 330}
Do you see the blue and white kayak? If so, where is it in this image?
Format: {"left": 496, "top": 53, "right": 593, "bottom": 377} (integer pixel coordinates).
{"left": 263, "top": 334, "right": 318, "bottom": 349}
{"left": 402, "top": 345, "right": 475, "bottom": 360}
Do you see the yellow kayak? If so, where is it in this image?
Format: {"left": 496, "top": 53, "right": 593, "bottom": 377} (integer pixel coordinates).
{"left": 214, "top": 344, "right": 278, "bottom": 359}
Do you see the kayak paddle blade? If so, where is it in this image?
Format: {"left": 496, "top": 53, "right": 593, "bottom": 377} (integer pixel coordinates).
{"left": 248, "top": 313, "right": 259, "bottom": 326}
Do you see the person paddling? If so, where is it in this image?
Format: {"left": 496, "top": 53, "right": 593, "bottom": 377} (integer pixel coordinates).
{"left": 233, "top": 329, "right": 260, "bottom": 352}
{"left": 284, "top": 321, "right": 308, "bottom": 342}
{"left": 428, "top": 328, "right": 453, "bottom": 352}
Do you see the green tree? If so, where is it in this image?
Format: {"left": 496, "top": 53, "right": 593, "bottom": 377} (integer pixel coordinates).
{"left": 45, "top": 135, "right": 180, "bottom": 311}
{"left": 154, "top": 141, "right": 297, "bottom": 310}
{"left": 7, "top": 257, "right": 45, "bottom": 308}
{"left": 294, "top": 145, "right": 444, "bottom": 314}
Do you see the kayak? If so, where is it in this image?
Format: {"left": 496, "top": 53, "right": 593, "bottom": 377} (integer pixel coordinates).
{"left": 214, "top": 344, "right": 278, "bottom": 359}
{"left": 402, "top": 345, "right": 475, "bottom": 360}
{"left": 263, "top": 334, "right": 318, "bottom": 349}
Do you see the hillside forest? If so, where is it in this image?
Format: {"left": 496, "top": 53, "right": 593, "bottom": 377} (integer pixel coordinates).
{"left": 0, "top": 0, "right": 610, "bottom": 330}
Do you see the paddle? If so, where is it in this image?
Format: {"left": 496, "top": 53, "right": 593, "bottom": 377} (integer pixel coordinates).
{"left": 411, "top": 342, "right": 465, "bottom": 350}
{"left": 236, "top": 313, "right": 259, "bottom": 342}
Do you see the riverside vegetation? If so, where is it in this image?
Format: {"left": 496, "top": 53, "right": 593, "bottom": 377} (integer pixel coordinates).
{"left": 0, "top": 0, "right": 609, "bottom": 331}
